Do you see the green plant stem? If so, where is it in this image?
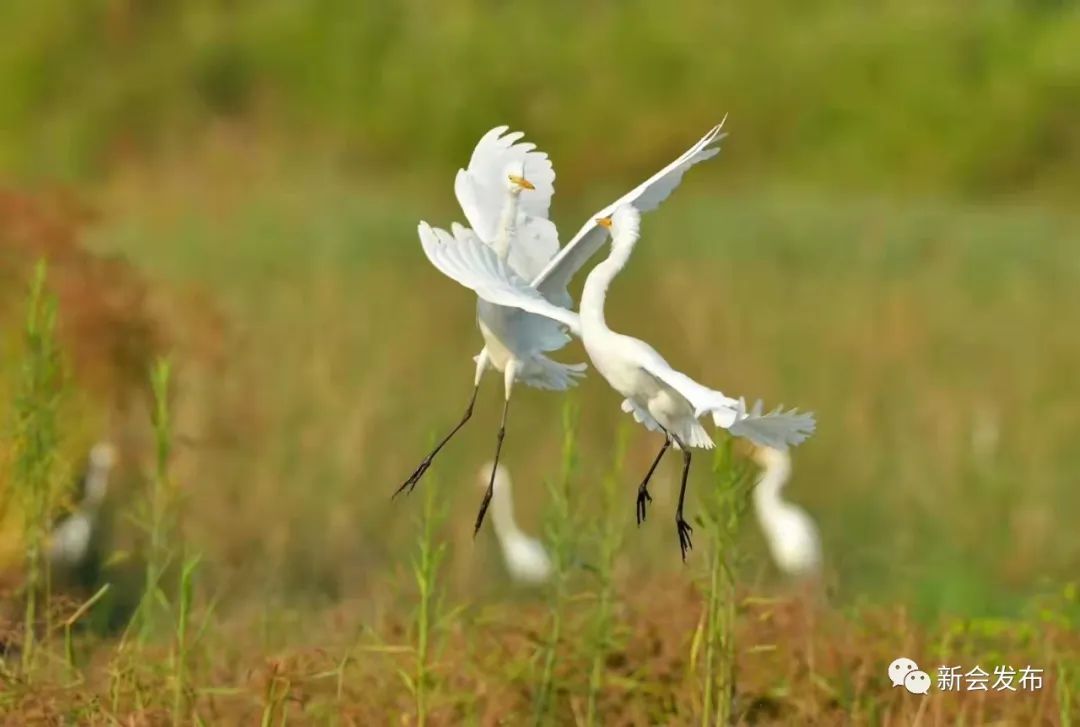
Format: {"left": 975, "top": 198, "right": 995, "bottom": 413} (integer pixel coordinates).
{"left": 698, "top": 439, "right": 749, "bottom": 726}
{"left": 412, "top": 471, "right": 447, "bottom": 727}
{"left": 586, "top": 426, "right": 628, "bottom": 726}
{"left": 138, "top": 357, "right": 174, "bottom": 643}
{"left": 534, "top": 400, "right": 580, "bottom": 726}
{"left": 13, "top": 260, "right": 63, "bottom": 674}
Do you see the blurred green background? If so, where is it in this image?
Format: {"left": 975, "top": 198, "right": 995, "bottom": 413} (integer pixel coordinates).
{"left": 2, "top": 0, "right": 1079, "bottom": 620}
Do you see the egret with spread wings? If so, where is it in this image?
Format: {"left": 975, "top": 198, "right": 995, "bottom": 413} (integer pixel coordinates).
{"left": 403, "top": 123, "right": 728, "bottom": 537}
{"left": 419, "top": 205, "right": 815, "bottom": 559}
{"left": 395, "top": 127, "right": 584, "bottom": 504}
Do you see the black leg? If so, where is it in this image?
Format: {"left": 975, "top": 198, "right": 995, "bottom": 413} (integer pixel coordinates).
{"left": 674, "top": 441, "right": 694, "bottom": 561}
{"left": 636, "top": 437, "right": 671, "bottom": 525}
{"left": 474, "top": 396, "right": 511, "bottom": 536}
{"left": 394, "top": 385, "right": 479, "bottom": 498}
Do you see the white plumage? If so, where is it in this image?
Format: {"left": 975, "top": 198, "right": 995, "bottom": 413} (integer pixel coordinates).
{"left": 418, "top": 204, "right": 815, "bottom": 559}
{"left": 406, "top": 123, "right": 729, "bottom": 538}
{"left": 48, "top": 442, "right": 117, "bottom": 569}
{"left": 397, "top": 127, "right": 585, "bottom": 516}
{"left": 751, "top": 446, "right": 822, "bottom": 578}
{"left": 479, "top": 461, "right": 552, "bottom": 585}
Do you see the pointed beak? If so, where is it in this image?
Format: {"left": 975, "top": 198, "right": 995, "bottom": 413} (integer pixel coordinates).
{"left": 595, "top": 216, "right": 613, "bottom": 230}
{"left": 508, "top": 174, "right": 535, "bottom": 190}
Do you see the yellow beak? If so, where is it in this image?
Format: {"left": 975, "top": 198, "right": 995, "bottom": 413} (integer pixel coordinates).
{"left": 508, "top": 174, "right": 535, "bottom": 190}
{"left": 595, "top": 216, "right": 613, "bottom": 229}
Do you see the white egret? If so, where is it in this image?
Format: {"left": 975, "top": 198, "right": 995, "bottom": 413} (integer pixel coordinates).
{"left": 405, "top": 123, "right": 728, "bottom": 537}
{"left": 479, "top": 461, "right": 552, "bottom": 584}
{"left": 418, "top": 204, "right": 815, "bottom": 559}
{"left": 751, "top": 445, "right": 822, "bottom": 577}
{"left": 48, "top": 441, "right": 117, "bottom": 569}
{"left": 397, "top": 127, "right": 584, "bottom": 507}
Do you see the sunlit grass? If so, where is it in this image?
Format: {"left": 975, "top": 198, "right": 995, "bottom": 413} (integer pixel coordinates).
{"left": 3, "top": 139, "right": 1080, "bottom": 719}
{"left": 10, "top": 260, "right": 64, "bottom": 673}
{"left": 533, "top": 401, "right": 580, "bottom": 725}
{"left": 85, "top": 164, "right": 1080, "bottom": 620}
{"left": 2, "top": 1, "right": 1078, "bottom": 206}
{"left": 585, "top": 425, "right": 629, "bottom": 726}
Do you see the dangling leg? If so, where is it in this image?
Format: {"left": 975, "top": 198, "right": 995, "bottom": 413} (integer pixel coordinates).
{"left": 636, "top": 436, "right": 671, "bottom": 525}
{"left": 394, "top": 353, "right": 489, "bottom": 497}
{"left": 474, "top": 361, "right": 517, "bottom": 536}
{"left": 673, "top": 436, "right": 694, "bottom": 561}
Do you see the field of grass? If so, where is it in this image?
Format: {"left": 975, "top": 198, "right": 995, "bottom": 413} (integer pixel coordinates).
{"left": 2, "top": 141, "right": 1079, "bottom": 721}
{"left": 2, "top": 0, "right": 1080, "bottom": 722}
{"left": 3, "top": 0, "right": 1079, "bottom": 199}
{"left": 89, "top": 147, "right": 1080, "bottom": 611}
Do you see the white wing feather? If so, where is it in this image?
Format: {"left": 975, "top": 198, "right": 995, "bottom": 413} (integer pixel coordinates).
{"left": 418, "top": 221, "right": 581, "bottom": 337}
{"left": 629, "top": 345, "right": 814, "bottom": 449}
{"left": 454, "top": 126, "right": 559, "bottom": 281}
{"left": 420, "top": 221, "right": 815, "bottom": 449}
{"left": 533, "top": 120, "right": 727, "bottom": 301}
{"left": 454, "top": 126, "right": 556, "bottom": 234}
{"left": 727, "top": 398, "right": 816, "bottom": 449}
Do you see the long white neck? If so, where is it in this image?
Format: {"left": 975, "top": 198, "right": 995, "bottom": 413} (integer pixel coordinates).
{"left": 81, "top": 460, "right": 113, "bottom": 509}
{"left": 753, "top": 451, "right": 792, "bottom": 520}
{"left": 580, "top": 231, "right": 637, "bottom": 332}
{"left": 491, "top": 476, "right": 522, "bottom": 544}
{"left": 83, "top": 468, "right": 109, "bottom": 510}
{"left": 492, "top": 189, "right": 522, "bottom": 261}
{"left": 484, "top": 464, "right": 525, "bottom": 546}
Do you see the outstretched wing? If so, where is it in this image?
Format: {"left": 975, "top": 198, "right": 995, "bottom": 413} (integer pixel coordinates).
{"left": 727, "top": 398, "right": 816, "bottom": 450}
{"left": 454, "top": 126, "right": 559, "bottom": 280}
{"left": 634, "top": 349, "right": 815, "bottom": 449}
{"left": 455, "top": 126, "right": 556, "bottom": 238}
{"left": 418, "top": 221, "right": 582, "bottom": 337}
{"left": 533, "top": 120, "right": 727, "bottom": 301}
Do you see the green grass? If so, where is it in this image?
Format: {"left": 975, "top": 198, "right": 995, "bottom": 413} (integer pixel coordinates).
{"left": 533, "top": 401, "right": 580, "bottom": 725}
{"left": 2, "top": 44, "right": 1079, "bottom": 711}
{"left": 81, "top": 158, "right": 1080, "bottom": 622}
{"left": 9, "top": 261, "right": 64, "bottom": 672}
{"left": 1, "top": 0, "right": 1079, "bottom": 204}
{"left": 2, "top": 167, "right": 1079, "bottom": 720}
{"left": 584, "top": 425, "right": 628, "bottom": 726}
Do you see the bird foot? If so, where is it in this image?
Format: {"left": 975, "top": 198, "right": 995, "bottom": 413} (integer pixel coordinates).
{"left": 676, "top": 518, "right": 694, "bottom": 561}
{"left": 636, "top": 485, "right": 653, "bottom": 525}
{"left": 393, "top": 459, "right": 431, "bottom": 498}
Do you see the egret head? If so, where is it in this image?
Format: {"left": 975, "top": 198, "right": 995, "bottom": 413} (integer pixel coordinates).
{"left": 504, "top": 160, "right": 535, "bottom": 193}
{"left": 89, "top": 441, "right": 118, "bottom": 471}
{"left": 84, "top": 441, "right": 117, "bottom": 507}
{"left": 752, "top": 444, "right": 790, "bottom": 473}
{"left": 598, "top": 205, "right": 641, "bottom": 248}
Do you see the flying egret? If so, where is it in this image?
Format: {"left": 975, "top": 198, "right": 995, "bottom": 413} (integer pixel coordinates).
{"left": 406, "top": 123, "right": 728, "bottom": 537}
{"left": 396, "top": 128, "right": 584, "bottom": 506}
{"left": 479, "top": 461, "right": 552, "bottom": 584}
{"left": 751, "top": 445, "right": 822, "bottom": 577}
{"left": 417, "top": 204, "right": 815, "bottom": 559}
{"left": 48, "top": 441, "right": 117, "bottom": 569}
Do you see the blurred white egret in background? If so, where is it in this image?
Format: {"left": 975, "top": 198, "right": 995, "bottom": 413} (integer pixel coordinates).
{"left": 479, "top": 461, "right": 551, "bottom": 584}
{"left": 751, "top": 445, "right": 822, "bottom": 578}
{"left": 405, "top": 122, "right": 728, "bottom": 538}
{"left": 48, "top": 441, "right": 117, "bottom": 569}
{"left": 420, "top": 204, "right": 815, "bottom": 559}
